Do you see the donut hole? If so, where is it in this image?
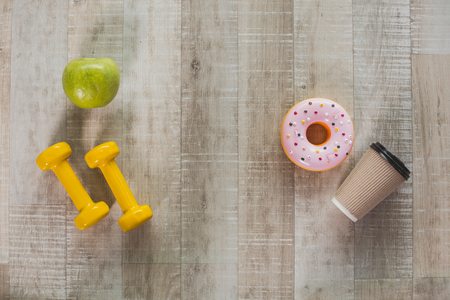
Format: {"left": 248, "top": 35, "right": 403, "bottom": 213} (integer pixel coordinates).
{"left": 306, "top": 122, "right": 331, "bottom": 146}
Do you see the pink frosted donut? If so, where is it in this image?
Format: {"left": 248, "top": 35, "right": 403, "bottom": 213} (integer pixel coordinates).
{"left": 281, "top": 98, "right": 354, "bottom": 171}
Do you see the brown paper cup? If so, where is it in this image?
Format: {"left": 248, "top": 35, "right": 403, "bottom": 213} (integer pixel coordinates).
{"left": 332, "top": 142, "right": 410, "bottom": 222}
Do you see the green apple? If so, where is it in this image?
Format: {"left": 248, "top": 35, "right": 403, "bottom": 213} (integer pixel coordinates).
{"left": 62, "top": 57, "right": 120, "bottom": 109}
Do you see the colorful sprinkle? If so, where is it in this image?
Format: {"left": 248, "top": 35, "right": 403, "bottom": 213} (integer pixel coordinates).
{"left": 347, "top": 120, "right": 351, "bottom": 124}
{"left": 307, "top": 117, "right": 310, "bottom": 121}
{"left": 342, "top": 133, "right": 345, "bottom": 136}
{"left": 287, "top": 134, "right": 290, "bottom": 138}
{"left": 349, "top": 141, "right": 352, "bottom": 144}
{"left": 341, "top": 114, "right": 344, "bottom": 117}
{"left": 297, "top": 133, "right": 301, "bottom": 137}
{"left": 307, "top": 155, "right": 311, "bottom": 159}
{"left": 289, "top": 122, "right": 293, "bottom": 126}
{"left": 323, "top": 146, "right": 327, "bottom": 150}
{"left": 331, "top": 104, "right": 335, "bottom": 107}
{"left": 300, "top": 136, "right": 304, "bottom": 140}
{"left": 345, "top": 139, "right": 348, "bottom": 143}
{"left": 334, "top": 148, "right": 338, "bottom": 152}
{"left": 340, "top": 121, "right": 343, "bottom": 125}
{"left": 294, "top": 111, "right": 297, "bottom": 115}
{"left": 304, "top": 110, "right": 308, "bottom": 113}
{"left": 337, "top": 145, "right": 340, "bottom": 148}
{"left": 302, "top": 120, "right": 306, "bottom": 124}
{"left": 335, "top": 153, "right": 338, "bottom": 157}
{"left": 332, "top": 122, "right": 335, "bottom": 126}
{"left": 335, "top": 141, "right": 339, "bottom": 145}
{"left": 316, "top": 150, "right": 319, "bottom": 153}
{"left": 349, "top": 135, "right": 352, "bottom": 139}
{"left": 326, "top": 160, "right": 330, "bottom": 164}
{"left": 346, "top": 152, "right": 349, "bottom": 155}
{"left": 320, "top": 104, "right": 323, "bottom": 107}
{"left": 289, "top": 150, "right": 293, "bottom": 154}
{"left": 314, "top": 111, "right": 318, "bottom": 114}
{"left": 319, "top": 157, "right": 322, "bottom": 161}
{"left": 302, "top": 147, "right": 306, "bottom": 150}
{"left": 335, "top": 127, "right": 338, "bottom": 131}
{"left": 294, "top": 143, "right": 298, "bottom": 146}
{"left": 325, "top": 112, "right": 329, "bottom": 117}
{"left": 309, "top": 102, "right": 312, "bottom": 105}
{"left": 301, "top": 157, "right": 305, "bottom": 161}
{"left": 293, "top": 122, "right": 297, "bottom": 126}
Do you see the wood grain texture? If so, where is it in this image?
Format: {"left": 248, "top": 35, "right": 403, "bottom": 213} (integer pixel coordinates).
{"left": 122, "top": 0, "right": 181, "bottom": 265}
{"left": 411, "top": 0, "right": 450, "bottom": 54}
{"left": 123, "top": 263, "right": 181, "bottom": 300}
{"left": 0, "top": 264, "right": 9, "bottom": 300}
{"left": 181, "top": 0, "right": 238, "bottom": 264}
{"left": 412, "top": 55, "right": 450, "bottom": 278}
{"left": 121, "top": 0, "right": 182, "bottom": 296}
{"left": 294, "top": 1, "right": 354, "bottom": 299}
{"left": 9, "top": 0, "right": 68, "bottom": 298}
{"left": 238, "top": 0, "right": 295, "bottom": 298}
{"left": 10, "top": 205, "right": 66, "bottom": 299}
{"left": 0, "top": 0, "right": 11, "bottom": 264}
{"left": 182, "top": 264, "right": 237, "bottom": 300}
{"left": 181, "top": 0, "right": 238, "bottom": 297}
{"left": 355, "top": 278, "right": 412, "bottom": 300}
{"left": 414, "top": 278, "right": 450, "bottom": 300}
{"left": 66, "top": 0, "right": 123, "bottom": 298}
{"left": 353, "top": 0, "right": 413, "bottom": 279}
{"left": 10, "top": 0, "right": 68, "bottom": 204}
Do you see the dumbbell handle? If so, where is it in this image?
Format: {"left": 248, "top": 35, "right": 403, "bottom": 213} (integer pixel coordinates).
{"left": 98, "top": 160, "right": 137, "bottom": 213}
{"left": 52, "top": 160, "right": 93, "bottom": 211}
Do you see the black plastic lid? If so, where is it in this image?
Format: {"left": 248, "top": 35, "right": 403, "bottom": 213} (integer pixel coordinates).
{"left": 370, "top": 142, "right": 411, "bottom": 181}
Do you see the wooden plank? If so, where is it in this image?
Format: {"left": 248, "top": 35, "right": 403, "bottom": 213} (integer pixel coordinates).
{"left": 413, "top": 278, "right": 450, "bottom": 300}
{"left": 66, "top": 1, "right": 123, "bottom": 299}
{"left": 0, "top": 264, "right": 9, "bottom": 300}
{"left": 122, "top": 0, "right": 182, "bottom": 265}
{"left": 355, "top": 278, "right": 412, "bottom": 300}
{"left": 411, "top": 0, "right": 450, "bottom": 54}
{"left": 182, "top": 264, "right": 237, "bottom": 300}
{"left": 353, "top": 0, "right": 413, "bottom": 279}
{"left": 181, "top": 0, "right": 238, "bottom": 267}
{"left": 0, "top": 0, "right": 11, "bottom": 264}
{"left": 10, "top": 1, "right": 68, "bottom": 204}
{"left": 293, "top": 1, "right": 354, "bottom": 299}
{"left": 123, "top": 264, "right": 181, "bottom": 300}
{"left": 238, "top": 0, "right": 295, "bottom": 298}
{"left": 412, "top": 55, "right": 450, "bottom": 278}
{"left": 10, "top": 205, "right": 66, "bottom": 299}
{"left": 181, "top": 0, "right": 238, "bottom": 295}
{"left": 9, "top": 0, "right": 68, "bottom": 298}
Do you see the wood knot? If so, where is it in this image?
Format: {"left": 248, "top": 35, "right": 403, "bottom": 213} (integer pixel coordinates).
{"left": 191, "top": 60, "right": 200, "bottom": 72}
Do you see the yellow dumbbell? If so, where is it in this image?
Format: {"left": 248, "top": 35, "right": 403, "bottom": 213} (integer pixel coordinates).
{"left": 36, "top": 142, "right": 110, "bottom": 230}
{"left": 85, "top": 141, "right": 153, "bottom": 232}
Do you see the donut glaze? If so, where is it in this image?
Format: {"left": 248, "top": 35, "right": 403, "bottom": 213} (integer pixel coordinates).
{"left": 281, "top": 98, "right": 354, "bottom": 171}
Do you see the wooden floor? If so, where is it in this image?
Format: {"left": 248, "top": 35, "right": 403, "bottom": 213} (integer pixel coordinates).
{"left": 0, "top": 0, "right": 449, "bottom": 299}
